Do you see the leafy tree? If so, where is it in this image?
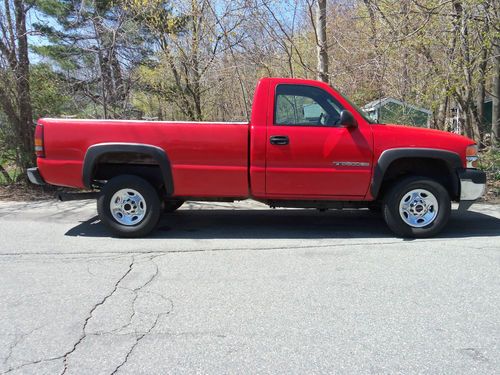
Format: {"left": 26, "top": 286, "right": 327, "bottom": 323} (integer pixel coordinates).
{"left": 32, "top": 0, "right": 150, "bottom": 118}
{"left": 30, "top": 63, "right": 75, "bottom": 118}
{"left": 127, "top": 0, "right": 249, "bottom": 121}
{"left": 0, "top": 0, "right": 34, "bottom": 175}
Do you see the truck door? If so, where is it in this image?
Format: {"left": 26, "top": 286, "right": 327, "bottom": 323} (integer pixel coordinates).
{"left": 265, "top": 83, "right": 373, "bottom": 197}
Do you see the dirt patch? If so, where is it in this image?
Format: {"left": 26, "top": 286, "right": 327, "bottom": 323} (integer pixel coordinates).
{"left": 482, "top": 176, "right": 500, "bottom": 204}
{"left": 0, "top": 183, "right": 78, "bottom": 201}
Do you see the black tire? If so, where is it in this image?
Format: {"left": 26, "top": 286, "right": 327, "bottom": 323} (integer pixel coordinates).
{"left": 97, "top": 175, "right": 161, "bottom": 238}
{"left": 164, "top": 199, "right": 184, "bottom": 213}
{"left": 382, "top": 176, "right": 451, "bottom": 238}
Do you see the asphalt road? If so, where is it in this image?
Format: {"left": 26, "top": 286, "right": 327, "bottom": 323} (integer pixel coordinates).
{"left": 0, "top": 199, "right": 499, "bottom": 374}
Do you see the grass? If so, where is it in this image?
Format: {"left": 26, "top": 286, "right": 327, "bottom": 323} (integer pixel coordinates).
{"left": 0, "top": 164, "right": 19, "bottom": 186}
{"left": 479, "top": 149, "right": 500, "bottom": 180}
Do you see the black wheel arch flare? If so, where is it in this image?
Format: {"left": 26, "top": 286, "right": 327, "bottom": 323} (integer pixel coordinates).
{"left": 371, "top": 148, "right": 463, "bottom": 199}
{"left": 82, "top": 143, "right": 174, "bottom": 196}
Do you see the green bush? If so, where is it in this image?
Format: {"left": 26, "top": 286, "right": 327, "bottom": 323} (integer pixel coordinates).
{"left": 479, "top": 149, "right": 500, "bottom": 181}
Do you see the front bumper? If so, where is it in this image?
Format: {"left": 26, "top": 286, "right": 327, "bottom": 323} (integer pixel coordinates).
{"left": 458, "top": 169, "right": 486, "bottom": 210}
{"left": 27, "top": 167, "right": 45, "bottom": 185}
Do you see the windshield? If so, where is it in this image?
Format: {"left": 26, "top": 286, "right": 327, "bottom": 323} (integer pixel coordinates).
{"left": 331, "top": 87, "right": 376, "bottom": 124}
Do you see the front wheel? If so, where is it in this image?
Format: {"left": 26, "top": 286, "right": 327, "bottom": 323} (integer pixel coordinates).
{"left": 97, "top": 175, "right": 161, "bottom": 237}
{"left": 382, "top": 177, "right": 451, "bottom": 238}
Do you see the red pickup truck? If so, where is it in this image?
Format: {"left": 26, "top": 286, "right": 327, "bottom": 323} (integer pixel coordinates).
{"left": 28, "top": 77, "right": 485, "bottom": 238}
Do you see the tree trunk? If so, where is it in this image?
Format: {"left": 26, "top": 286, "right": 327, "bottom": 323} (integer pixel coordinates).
{"left": 190, "top": 0, "right": 203, "bottom": 121}
{"left": 316, "top": 0, "right": 329, "bottom": 83}
{"left": 468, "top": 106, "right": 482, "bottom": 143}
{"left": 400, "top": 1, "right": 410, "bottom": 101}
{"left": 492, "top": 43, "right": 500, "bottom": 148}
{"left": 13, "top": 0, "right": 34, "bottom": 171}
{"left": 0, "top": 164, "right": 12, "bottom": 184}
{"left": 111, "top": 50, "right": 124, "bottom": 102}
{"left": 454, "top": 0, "right": 481, "bottom": 143}
{"left": 475, "top": 49, "right": 487, "bottom": 137}
{"left": 93, "top": 16, "right": 117, "bottom": 118}
{"left": 435, "top": 96, "right": 449, "bottom": 130}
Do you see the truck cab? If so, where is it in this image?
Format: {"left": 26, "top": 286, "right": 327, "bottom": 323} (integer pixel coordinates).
{"left": 249, "top": 78, "right": 374, "bottom": 200}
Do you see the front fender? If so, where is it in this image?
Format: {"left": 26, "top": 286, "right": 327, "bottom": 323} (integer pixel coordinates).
{"left": 371, "top": 148, "right": 462, "bottom": 198}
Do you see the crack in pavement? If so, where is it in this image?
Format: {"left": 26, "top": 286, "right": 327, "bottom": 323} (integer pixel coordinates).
{"left": 106, "top": 257, "right": 160, "bottom": 335}
{"left": 93, "top": 255, "right": 172, "bottom": 374}
{"left": 110, "top": 314, "right": 164, "bottom": 375}
{"left": 1, "top": 257, "right": 135, "bottom": 375}
{"left": 2, "top": 253, "right": 171, "bottom": 375}
{"left": 60, "top": 254, "right": 170, "bottom": 374}
{"left": 3, "top": 237, "right": 496, "bottom": 260}
{"left": 2, "top": 325, "right": 45, "bottom": 366}
{"left": 105, "top": 255, "right": 173, "bottom": 374}
{"left": 60, "top": 257, "right": 135, "bottom": 375}
{"left": 2, "top": 357, "right": 62, "bottom": 374}
{"left": 459, "top": 347, "right": 490, "bottom": 362}
{"left": 107, "top": 288, "right": 173, "bottom": 337}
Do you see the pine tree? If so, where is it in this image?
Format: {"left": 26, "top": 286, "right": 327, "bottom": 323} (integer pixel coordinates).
{"left": 33, "top": 0, "right": 150, "bottom": 118}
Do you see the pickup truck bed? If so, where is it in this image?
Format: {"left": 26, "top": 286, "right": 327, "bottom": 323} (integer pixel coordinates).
{"left": 38, "top": 119, "right": 250, "bottom": 197}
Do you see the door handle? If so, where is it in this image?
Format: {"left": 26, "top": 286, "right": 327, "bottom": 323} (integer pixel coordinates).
{"left": 270, "top": 135, "right": 289, "bottom": 145}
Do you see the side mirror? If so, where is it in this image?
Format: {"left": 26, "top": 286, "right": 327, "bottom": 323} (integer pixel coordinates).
{"left": 340, "top": 110, "right": 358, "bottom": 128}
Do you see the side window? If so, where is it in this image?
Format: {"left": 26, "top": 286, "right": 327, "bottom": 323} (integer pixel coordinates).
{"left": 274, "top": 84, "right": 343, "bottom": 126}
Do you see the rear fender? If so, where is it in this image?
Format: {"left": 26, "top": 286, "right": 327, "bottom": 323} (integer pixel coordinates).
{"left": 82, "top": 143, "right": 174, "bottom": 195}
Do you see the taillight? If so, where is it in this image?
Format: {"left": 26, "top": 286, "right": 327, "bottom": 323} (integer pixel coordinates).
{"left": 35, "top": 124, "right": 45, "bottom": 157}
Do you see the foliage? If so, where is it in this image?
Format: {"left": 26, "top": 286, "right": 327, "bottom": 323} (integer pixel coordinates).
{"left": 479, "top": 149, "right": 500, "bottom": 181}
{"left": 32, "top": 0, "right": 152, "bottom": 118}
{"left": 0, "top": 0, "right": 35, "bottom": 176}
{"left": 30, "top": 64, "right": 75, "bottom": 119}
{"left": 0, "top": 0, "right": 499, "bottom": 185}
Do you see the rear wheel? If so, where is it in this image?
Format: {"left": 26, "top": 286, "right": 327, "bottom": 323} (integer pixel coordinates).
{"left": 97, "top": 175, "right": 161, "bottom": 237}
{"left": 382, "top": 176, "right": 451, "bottom": 238}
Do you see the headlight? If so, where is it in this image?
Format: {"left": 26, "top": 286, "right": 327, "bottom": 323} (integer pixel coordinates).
{"left": 466, "top": 144, "right": 478, "bottom": 168}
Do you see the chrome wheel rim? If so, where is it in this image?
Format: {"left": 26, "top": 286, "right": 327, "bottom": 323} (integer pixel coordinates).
{"left": 399, "top": 189, "right": 439, "bottom": 228}
{"left": 109, "top": 189, "right": 147, "bottom": 226}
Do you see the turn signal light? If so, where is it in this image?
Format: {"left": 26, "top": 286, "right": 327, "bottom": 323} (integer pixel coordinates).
{"left": 465, "top": 144, "right": 478, "bottom": 168}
